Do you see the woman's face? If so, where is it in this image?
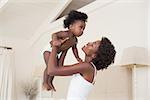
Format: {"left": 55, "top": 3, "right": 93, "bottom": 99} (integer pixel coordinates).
{"left": 82, "top": 40, "right": 100, "bottom": 56}
{"left": 69, "top": 20, "right": 86, "bottom": 37}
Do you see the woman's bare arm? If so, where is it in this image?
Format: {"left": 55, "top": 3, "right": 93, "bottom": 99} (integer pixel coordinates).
{"left": 47, "top": 46, "right": 90, "bottom": 76}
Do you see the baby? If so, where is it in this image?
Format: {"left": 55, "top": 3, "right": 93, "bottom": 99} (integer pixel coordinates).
{"left": 43, "top": 10, "right": 88, "bottom": 91}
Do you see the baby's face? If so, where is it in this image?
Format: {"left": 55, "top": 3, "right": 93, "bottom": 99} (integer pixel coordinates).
{"left": 69, "top": 20, "right": 86, "bottom": 37}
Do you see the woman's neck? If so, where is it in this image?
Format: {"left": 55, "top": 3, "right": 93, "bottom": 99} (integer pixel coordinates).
{"left": 84, "top": 56, "right": 93, "bottom": 63}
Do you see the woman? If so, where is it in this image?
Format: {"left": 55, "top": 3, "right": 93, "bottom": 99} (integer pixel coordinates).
{"left": 47, "top": 37, "right": 116, "bottom": 100}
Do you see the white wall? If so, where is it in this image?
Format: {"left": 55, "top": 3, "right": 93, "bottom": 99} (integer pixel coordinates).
{"left": 0, "top": 0, "right": 148, "bottom": 100}
{"left": 0, "top": 36, "right": 35, "bottom": 100}
{"left": 147, "top": 0, "right": 149, "bottom": 95}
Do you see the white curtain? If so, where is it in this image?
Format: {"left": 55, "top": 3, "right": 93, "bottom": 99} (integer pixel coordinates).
{"left": 0, "top": 48, "right": 15, "bottom": 100}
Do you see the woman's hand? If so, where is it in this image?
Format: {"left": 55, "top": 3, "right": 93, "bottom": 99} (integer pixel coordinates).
{"left": 51, "top": 40, "right": 62, "bottom": 47}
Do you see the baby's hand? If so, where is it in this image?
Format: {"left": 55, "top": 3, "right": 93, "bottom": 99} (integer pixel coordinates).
{"left": 77, "top": 58, "right": 83, "bottom": 63}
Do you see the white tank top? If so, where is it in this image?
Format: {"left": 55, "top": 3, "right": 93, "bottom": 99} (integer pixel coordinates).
{"left": 66, "top": 62, "right": 97, "bottom": 100}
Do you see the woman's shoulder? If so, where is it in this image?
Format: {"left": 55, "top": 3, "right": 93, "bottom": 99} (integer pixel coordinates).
{"left": 76, "top": 62, "right": 92, "bottom": 69}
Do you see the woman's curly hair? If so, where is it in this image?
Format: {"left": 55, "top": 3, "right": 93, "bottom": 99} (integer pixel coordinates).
{"left": 92, "top": 37, "right": 116, "bottom": 70}
{"left": 64, "top": 10, "right": 88, "bottom": 28}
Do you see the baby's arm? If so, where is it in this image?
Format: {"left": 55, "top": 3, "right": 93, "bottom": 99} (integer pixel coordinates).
{"left": 51, "top": 31, "right": 69, "bottom": 46}
{"left": 52, "top": 31, "right": 62, "bottom": 41}
{"left": 51, "top": 32, "right": 62, "bottom": 46}
{"left": 72, "top": 44, "right": 83, "bottom": 62}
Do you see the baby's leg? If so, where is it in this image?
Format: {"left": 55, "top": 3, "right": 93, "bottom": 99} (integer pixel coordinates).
{"left": 43, "top": 51, "right": 57, "bottom": 91}
{"left": 43, "top": 51, "right": 51, "bottom": 90}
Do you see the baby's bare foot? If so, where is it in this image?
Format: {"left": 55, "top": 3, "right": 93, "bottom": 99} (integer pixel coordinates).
{"left": 48, "top": 81, "right": 56, "bottom": 91}
{"left": 43, "top": 83, "right": 51, "bottom": 91}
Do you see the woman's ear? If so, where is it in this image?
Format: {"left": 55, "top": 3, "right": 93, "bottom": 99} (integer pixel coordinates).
{"left": 92, "top": 54, "right": 96, "bottom": 59}
{"left": 69, "top": 24, "right": 73, "bottom": 29}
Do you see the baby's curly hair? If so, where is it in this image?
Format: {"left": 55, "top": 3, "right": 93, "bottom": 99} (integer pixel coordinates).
{"left": 64, "top": 10, "right": 88, "bottom": 28}
{"left": 92, "top": 37, "right": 116, "bottom": 70}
